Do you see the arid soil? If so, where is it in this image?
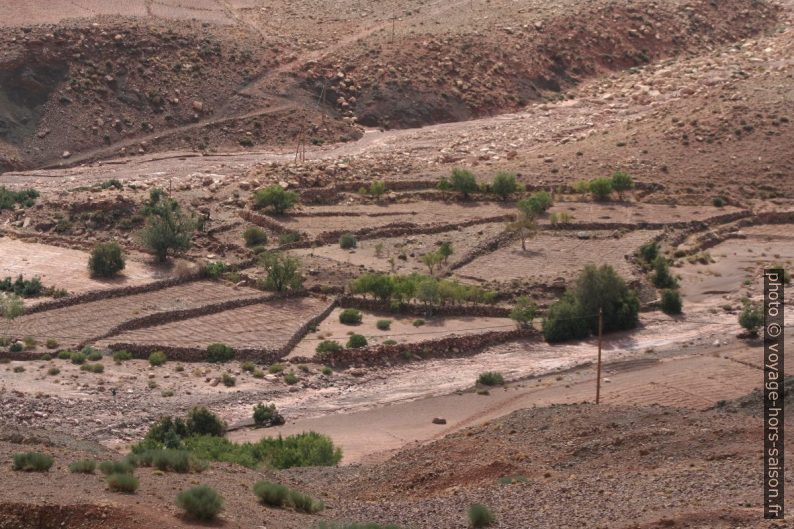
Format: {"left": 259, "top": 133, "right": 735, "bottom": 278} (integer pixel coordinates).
{"left": 1, "top": 0, "right": 793, "bottom": 528}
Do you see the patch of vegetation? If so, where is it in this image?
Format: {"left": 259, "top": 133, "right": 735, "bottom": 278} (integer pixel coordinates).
{"left": 253, "top": 403, "right": 285, "bottom": 427}
{"left": 253, "top": 481, "right": 324, "bottom": 513}
{"left": 477, "top": 372, "right": 505, "bottom": 386}
{"left": 518, "top": 190, "right": 553, "bottom": 215}
{"left": 12, "top": 452, "right": 53, "bottom": 472}
{"left": 70, "top": 352, "right": 87, "bottom": 365}
{"left": 339, "top": 308, "right": 363, "bottom": 325}
{"left": 243, "top": 226, "right": 268, "bottom": 247}
{"left": 206, "top": 343, "right": 235, "bottom": 363}
{"left": 498, "top": 475, "right": 528, "bottom": 485}
{"left": 660, "top": 289, "right": 683, "bottom": 315}
{"left": 284, "top": 372, "right": 299, "bottom": 385}
{"left": 80, "top": 362, "right": 105, "bottom": 374}
{"left": 222, "top": 373, "right": 236, "bottom": 387}
{"left": 364, "top": 180, "right": 387, "bottom": 198}
{"left": 510, "top": 296, "right": 537, "bottom": 328}
{"left": 253, "top": 185, "right": 299, "bottom": 215}
{"left": 346, "top": 334, "right": 368, "bottom": 349}
{"left": 57, "top": 350, "right": 73, "bottom": 360}
{"left": 0, "top": 187, "right": 38, "bottom": 210}
{"left": 413, "top": 319, "right": 425, "bottom": 327}
{"left": 316, "top": 340, "right": 342, "bottom": 354}
{"left": 88, "top": 241, "right": 125, "bottom": 278}
{"left": 0, "top": 276, "right": 43, "bottom": 298}
{"left": 349, "top": 273, "right": 496, "bottom": 309}
{"left": 447, "top": 168, "right": 478, "bottom": 198}
{"left": 315, "top": 524, "right": 405, "bottom": 529}
{"left": 201, "top": 261, "right": 229, "bottom": 279}
{"left": 107, "top": 473, "right": 138, "bottom": 494}
{"left": 258, "top": 252, "right": 303, "bottom": 292}
{"left": 339, "top": 233, "right": 358, "bottom": 249}
{"left": 376, "top": 319, "right": 391, "bottom": 331}
{"left": 139, "top": 189, "right": 197, "bottom": 262}
{"left": 112, "top": 350, "right": 132, "bottom": 363}
{"left": 47, "top": 367, "right": 60, "bottom": 376}
{"left": 420, "top": 251, "right": 444, "bottom": 275}
{"left": 439, "top": 241, "right": 453, "bottom": 263}
{"left": 638, "top": 241, "right": 659, "bottom": 265}
{"left": 45, "top": 338, "right": 59, "bottom": 349}
{"left": 99, "top": 460, "right": 134, "bottom": 476}
{"left": 468, "top": 503, "right": 496, "bottom": 528}
{"left": 128, "top": 449, "right": 206, "bottom": 473}
{"left": 278, "top": 231, "right": 300, "bottom": 244}
{"left": 543, "top": 264, "right": 639, "bottom": 342}
{"left": 711, "top": 196, "right": 726, "bottom": 207}
{"left": 739, "top": 300, "right": 763, "bottom": 337}
{"left": 68, "top": 460, "right": 96, "bottom": 474}
{"left": 148, "top": 351, "right": 167, "bottom": 367}
{"left": 611, "top": 171, "right": 634, "bottom": 200}
{"left": 491, "top": 172, "right": 518, "bottom": 200}
{"left": 83, "top": 346, "right": 102, "bottom": 361}
{"left": 177, "top": 485, "right": 224, "bottom": 521}
{"left": 588, "top": 177, "right": 613, "bottom": 201}
{"left": 268, "top": 363, "right": 286, "bottom": 374}
{"left": 651, "top": 256, "right": 678, "bottom": 289}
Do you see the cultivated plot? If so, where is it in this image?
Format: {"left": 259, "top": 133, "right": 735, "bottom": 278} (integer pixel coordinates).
{"left": 545, "top": 201, "right": 742, "bottom": 225}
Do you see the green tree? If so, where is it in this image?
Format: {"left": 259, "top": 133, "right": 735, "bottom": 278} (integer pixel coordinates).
{"left": 738, "top": 300, "right": 763, "bottom": 337}
{"left": 506, "top": 213, "right": 538, "bottom": 251}
{"left": 439, "top": 242, "right": 453, "bottom": 263}
{"left": 259, "top": 252, "right": 302, "bottom": 293}
{"left": 368, "top": 180, "right": 387, "bottom": 198}
{"left": 518, "top": 191, "right": 553, "bottom": 216}
{"left": 253, "top": 185, "right": 299, "bottom": 215}
{"left": 611, "top": 171, "right": 634, "bottom": 200}
{"left": 588, "top": 177, "right": 613, "bottom": 201}
{"left": 88, "top": 241, "right": 125, "bottom": 278}
{"left": 449, "top": 168, "right": 478, "bottom": 198}
{"left": 420, "top": 251, "right": 444, "bottom": 275}
{"left": 1, "top": 293, "right": 24, "bottom": 343}
{"left": 651, "top": 256, "right": 678, "bottom": 289}
{"left": 491, "top": 172, "right": 518, "bottom": 200}
{"left": 139, "top": 189, "right": 196, "bottom": 262}
{"left": 660, "top": 289, "right": 682, "bottom": 314}
{"left": 510, "top": 296, "right": 537, "bottom": 328}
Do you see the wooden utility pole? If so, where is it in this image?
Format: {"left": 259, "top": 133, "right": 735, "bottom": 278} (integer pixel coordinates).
{"left": 596, "top": 307, "right": 603, "bottom": 404}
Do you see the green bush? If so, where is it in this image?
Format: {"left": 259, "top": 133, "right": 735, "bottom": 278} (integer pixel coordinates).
{"left": 112, "top": 350, "right": 132, "bottom": 363}
{"left": 284, "top": 372, "right": 299, "bottom": 385}
{"left": 611, "top": 171, "right": 634, "bottom": 199}
{"left": 376, "top": 319, "right": 391, "bottom": 331}
{"left": 0, "top": 186, "right": 38, "bottom": 210}
{"left": 288, "top": 489, "right": 324, "bottom": 513}
{"left": 588, "top": 177, "right": 613, "bottom": 200}
{"left": 9, "top": 341, "right": 23, "bottom": 353}
{"left": 12, "top": 452, "right": 53, "bottom": 472}
{"left": 316, "top": 340, "right": 342, "bottom": 354}
{"left": 258, "top": 252, "right": 303, "bottom": 292}
{"left": 253, "top": 480, "right": 289, "bottom": 506}
{"left": 46, "top": 339, "right": 59, "bottom": 349}
{"left": 99, "top": 460, "right": 134, "bottom": 475}
{"left": 148, "top": 351, "right": 167, "bottom": 366}
{"left": 107, "top": 473, "right": 138, "bottom": 493}
{"left": 0, "top": 275, "right": 44, "bottom": 297}
{"left": 491, "top": 172, "right": 518, "bottom": 200}
{"left": 368, "top": 180, "right": 387, "bottom": 197}
{"left": 278, "top": 231, "right": 300, "bottom": 244}
{"left": 139, "top": 189, "right": 196, "bottom": 262}
{"left": 69, "top": 460, "right": 96, "bottom": 474}
{"left": 83, "top": 346, "right": 102, "bottom": 361}
{"left": 187, "top": 407, "right": 226, "bottom": 437}
{"left": 346, "top": 334, "right": 368, "bottom": 349}
{"left": 253, "top": 403, "right": 285, "bottom": 427}
{"left": 739, "top": 300, "right": 763, "bottom": 336}
{"left": 88, "top": 242, "right": 125, "bottom": 278}
{"left": 660, "top": 289, "right": 682, "bottom": 315}
{"left": 477, "top": 372, "right": 505, "bottom": 386}
{"left": 241, "top": 361, "right": 255, "bottom": 373}
{"left": 70, "top": 352, "right": 86, "bottom": 365}
{"left": 712, "top": 196, "right": 726, "bottom": 207}
{"left": 176, "top": 485, "right": 224, "bottom": 520}
{"left": 413, "top": 319, "right": 425, "bottom": 327}
{"left": 130, "top": 449, "right": 206, "bottom": 473}
{"left": 509, "top": 296, "right": 537, "bottom": 328}
{"left": 468, "top": 503, "right": 495, "bottom": 528}
{"left": 339, "top": 233, "right": 358, "bottom": 249}
{"left": 638, "top": 241, "right": 659, "bottom": 264}
{"left": 243, "top": 226, "right": 267, "bottom": 247}
{"left": 47, "top": 367, "right": 60, "bottom": 376}
{"left": 58, "top": 350, "right": 72, "bottom": 360}
{"left": 222, "top": 373, "right": 236, "bottom": 387}
{"left": 449, "top": 168, "right": 478, "bottom": 197}
{"left": 253, "top": 185, "right": 298, "bottom": 215}
{"left": 201, "top": 261, "right": 229, "bottom": 279}
{"left": 651, "top": 256, "right": 678, "bottom": 289}
{"left": 80, "top": 363, "right": 104, "bottom": 374}
{"left": 206, "top": 343, "right": 235, "bottom": 363}
{"left": 339, "top": 308, "right": 363, "bottom": 325}
{"left": 519, "top": 190, "right": 553, "bottom": 216}
{"left": 269, "top": 363, "right": 286, "bottom": 374}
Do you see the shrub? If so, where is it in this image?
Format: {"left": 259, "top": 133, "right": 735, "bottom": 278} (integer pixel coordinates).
{"left": 201, "top": 261, "right": 229, "bottom": 279}
{"left": 509, "top": 296, "right": 537, "bottom": 328}
{"left": 253, "top": 480, "right": 289, "bottom": 507}
{"left": 70, "top": 352, "right": 86, "bottom": 365}
{"left": 58, "top": 350, "right": 72, "bottom": 360}
{"left": 611, "top": 171, "right": 634, "bottom": 199}
{"left": 376, "top": 319, "right": 392, "bottom": 331}
{"left": 243, "top": 226, "right": 267, "bottom": 247}
{"left": 69, "top": 460, "right": 96, "bottom": 474}
{"left": 660, "top": 289, "right": 682, "bottom": 315}
{"left": 258, "top": 252, "right": 302, "bottom": 292}
{"left": 148, "top": 351, "right": 167, "bottom": 366}
{"left": 739, "top": 300, "right": 763, "bottom": 337}
{"left": 187, "top": 407, "right": 226, "bottom": 437}
{"left": 468, "top": 503, "right": 495, "bottom": 528}
{"left": 46, "top": 339, "right": 59, "bottom": 349}
{"left": 268, "top": 363, "right": 286, "bottom": 374}
{"left": 638, "top": 241, "right": 659, "bottom": 264}
{"left": 207, "top": 343, "right": 235, "bottom": 363}
{"left": 449, "top": 168, "right": 478, "bottom": 197}
{"left": 712, "top": 196, "right": 726, "bottom": 207}
{"left": 130, "top": 449, "right": 205, "bottom": 473}
{"left": 83, "top": 346, "right": 102, "bottom": 361}
{"left": 241, "top": 361, "right": 255, "bottom": 373}
{"left": 88, "top": 242, "right": 125, "bottom": 278}
{"left": 107, "top": 473, "right": 139, "bottom": 493}
{"left": 47, "top": 367, "right": 60, "bottom": 376}
{"left": 13, "top": 452, "right": 53, "bottom": 472}
{"left": 322, "top": 366, "right": 333, "bottom": 376}
{"left": 491, "top": 172, "right": 518, "bottom": 200}
{"left": 589, "top": 177, "right": 613, "bottom": 200}
{"left": 80, "top": 363, "right": 105, "bottom": 374}
{"left": 0, "top": 186, "right": 38, "bottom": 210}
{"left": 253, "top": 368, "right": 265, "bottom": 378}
{"left": 253, "top": 185, "right": 299, "bottom": 215}
{"left": 346, "top": 334, "right": 368, "bottom": 349}
{"left": 368, "top": 180, "right": 387, "bottom": 197}
{"left": 477, "top": 372, "right": 505, "bottom": 386}
{"left": 519, "top": 190, "right": 553, "bottom": 215}
{"left": 13, "top": 366, "right": 25, "bottom": 373}
{"left": 339, "top": 233, "right": 357, "bottom": 249}
{"left": 99, "top": 460, "right": 134, "bottom": 475}
{"left": 651, "top": 256, "right": 678, "bottom": 289}
{"left": 413, "top": 319, "right": 425, "bottom": 327}
{"left": 222, "top": 373, "right": 236, "bottom": 387}
{"left": 113, "top": 350, "right": 132, "bottom": 363}
{"left": 253, "top": 403, "right": 285, "bottom": 427}
{"left": 439, "top": 241, "right": 453, "bottom": 263}
{"left": 279, "top": 231, "right": 300, "bottom": 244}
{"left": 177, "top": 485, "right": 224, "bottom": 520}
{"left": 316, "top": 340, "right": 342, "bottom": 354}
{"left": 139, "top": 189, "right": 196, "bottom": 262}
{"left": 288, "top": 489, "right": 324, "bottom": 513}
{"left": 9, "top": 341, "right": 23, "bottom": 352}
{"left": 284, "top": 372, "right": 299, "bottom": 385}
{"left": 383, "top": 339, "right": 398, "bottom": 346}
{"left": 339, "top": 308, "right": 362, "bottom": 325}
{"left": 0, "top": 276, "right": 43, "bottom": 298}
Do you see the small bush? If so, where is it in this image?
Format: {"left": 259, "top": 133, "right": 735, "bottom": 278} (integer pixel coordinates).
{"left": 206, "top": 343, "right": 235, "bottom": 363}
{"left": 339, "top": 308, "right": 362, "bottom": 325}
{"left": 278, "top": 231, "right": 300, "bottom": 244}
{"left": 58, "top": 350, "right": 73, "bottom": 360}
{"left": 253, "top": 185, "right": 298, "bottom": 215}
{"left": 47, "top": 367, "right": 60, "bottom": 376}
{"left": 112, "top": 350, "right": 132, "bottom": 363}
{"left": 611, "top": 171, "right": 634, "bottom": 199}
{"left": 201, "top": 261, "right": 229, "bottom": 279}
{"left": 660, "top": 289, "right": 682, "bottom": 315}
{"left": 509, "top": 296, "right": 537, "bottom": 328}
{"left": 13, "top": 366, "right": 24, "bottom": 373}
{"left": 252, "top": 368, "right": 265, "bottom": 378}
{"left": 491, "top": 172, "right": 518, "bottom": 200}
{"left": 254, "top": 480, "right": 290, "bottom": 506}
{"left": 131, "top": 449, "right": 205, "bottom": 473}
{"left": 88, "top": 242, "right": 125, "bottom": 278}
{"left": 80, "top": 362, "right": 105, "bottom": 374}
{"left": 284, "top": 372, "right": 299, "bottom": 385}
{"left": 243, "top": 226, "right": 267, "bottom": 247}
{"left": 639, "top": 241, "right": 659, "bottom": 264}
{"left": 176, "top": 485, "right": 224, "bottom": 521}
{"left": 9, "top": 341, "right": 23, "bottom": 353}
{"left": 651, "top": 256, "right": 678, "bottom": 289}
{"left": 412, "top": 319, "right": 425, "bottom": 327}
{"left": 83, "top": 346, "right": 102, "bottom": 361}
{"left": 46, "top": 339, "right": 59, "bottom": 349}
{"left": 519, "top": 191, "right": 553, "bottom": 215}
{"left": 468, "top": 503, "right": 495, "bottom": 528}
{"left": 589, "top": 177, "right": 613, "bottom": 201}
{"left": 253, "top": 403, "right": 285, "bottom": 427}
{"left": 316, "top": 340, "right": 342, "bottom": 354}
{"left": 383, "top": 339, "right": 398, "bottom": 345}
{"left": 149, "top": 351, "right": 167, "bottom": 367}
{"left": 187, "top": 407, "right": 226, "bottom": 437}
{"left": 222, "top": 373, "right": 236, "bottom": 387}
{"left": 368, "top": 180, "right": 387, "bottom": 197}
{"left": 268, "top": 363, "right": 286, "bottom": 374}
{"left": 339, "top": 233, "right": 357, "bottom": 249}
{"left": 712, "top": 196, "right": 726, "bottom": 207}
{"left": 322, "top": 366, "right": 333, "bottom": 376}
{"left": 477, "top": 372, "right": 505, "bottom": 386}
{"left": 70, "top": 352, "right": 86, "bottom": 365}
{"left": 346, "top": 334, "right": 368, "bottom": 349}
{"left": 288, "top": 489, "right": 324, "bottom": 513}
{"left": 69, "top": 460, "right": 97, "bottom": 474}
{"left": 739, "top": 300, "right": 763, "bottom": 336}
{"left": 99, "top": 460, "right": 134, "bottom": 475}
{"left": 13, "top": 452, "right": 53, "bottom": 472}
{"left": 376, "top": 319, "right": 391, "bottom": 331}
{"left": 449, "top": 168, "right": 478, "bottom": 197}
{"left": 241, "top": 361, "right": 255, "bottom": 373}
{"left": 107, "top": 473, "right": 138, "bottom": 493}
